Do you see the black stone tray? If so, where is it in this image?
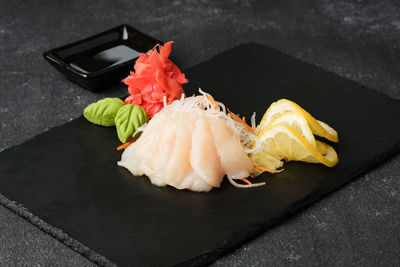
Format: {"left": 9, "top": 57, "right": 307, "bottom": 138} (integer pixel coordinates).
{"left": 1, "top": 43, "right": 399, "bottom": 266}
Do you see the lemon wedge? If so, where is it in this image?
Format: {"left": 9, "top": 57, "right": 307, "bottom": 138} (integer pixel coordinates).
{"left": 255, "top": 123, "right": 338, "bottom": 167}
{"left": 258, "top": 99, "right": 338, "bottom": 143}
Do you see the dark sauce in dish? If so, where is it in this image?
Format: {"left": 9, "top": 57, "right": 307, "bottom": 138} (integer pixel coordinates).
{"left": 67, "top": 44, "right": 140, "bottom": 74}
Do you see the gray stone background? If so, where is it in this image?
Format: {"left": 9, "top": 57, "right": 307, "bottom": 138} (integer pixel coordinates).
{"left": 0, "top": 0, "right": 399, "bottom": 266}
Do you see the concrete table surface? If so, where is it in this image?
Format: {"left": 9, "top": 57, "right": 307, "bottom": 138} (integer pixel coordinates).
{"left": 0, "top": 0, "right": 399, "bottom": 266}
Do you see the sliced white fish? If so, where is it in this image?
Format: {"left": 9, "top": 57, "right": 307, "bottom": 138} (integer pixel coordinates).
{"left": 118, "top": 92, "right": 257, "bottom": 192}
{"left": 208, "top": 117, "right": 253, "bottom": 180}
{"left": 190, "top": 116, "right": 224, "bottom": 187}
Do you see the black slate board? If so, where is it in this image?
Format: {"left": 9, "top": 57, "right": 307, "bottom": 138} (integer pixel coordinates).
{"left": 1, "top": 43, "right": 400, "bottom": 267}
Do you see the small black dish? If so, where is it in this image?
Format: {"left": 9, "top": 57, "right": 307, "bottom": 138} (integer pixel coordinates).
{"left": 44, "top": 25, "right": 162, "bottom": 91}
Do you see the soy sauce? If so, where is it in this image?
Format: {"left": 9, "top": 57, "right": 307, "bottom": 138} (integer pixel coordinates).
{"left": 67, "top": 45, "right": 140, "bottom": 74}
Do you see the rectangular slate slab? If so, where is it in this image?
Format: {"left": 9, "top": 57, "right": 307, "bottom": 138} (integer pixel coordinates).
{"left": 1, "top": 43, "right": 400, "bottom": 266}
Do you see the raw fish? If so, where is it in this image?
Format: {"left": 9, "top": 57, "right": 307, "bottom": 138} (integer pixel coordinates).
{"left": 118, "top": 92, "right": 257, "bottom": 192}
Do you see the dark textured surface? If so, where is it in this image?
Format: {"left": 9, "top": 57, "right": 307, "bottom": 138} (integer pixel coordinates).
{"left": 0, "top": 0, "right": 399, "bottom": 266}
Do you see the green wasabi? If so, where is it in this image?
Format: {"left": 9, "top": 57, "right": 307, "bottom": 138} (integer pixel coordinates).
{"left": 115, "top": 104, "right": 149, "bottom": 143}
{"left": 84, "top": 98, "right": 124, "bottom": 127}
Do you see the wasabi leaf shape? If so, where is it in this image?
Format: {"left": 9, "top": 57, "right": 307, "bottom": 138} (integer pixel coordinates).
{"left": 115, "top": 104, "right": 149, "bottom": 143}
{"left": 84, "top": 98, "right": 125, "bottom": 127}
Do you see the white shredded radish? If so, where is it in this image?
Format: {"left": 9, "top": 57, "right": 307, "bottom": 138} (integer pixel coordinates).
{"left": 163, "top": 95, "right": 167, "bottom": 107}
{"left": 135, "top": 89, "right": 258, "bottom": 147}
{"left": 251, "top": 112, "right": 256, "bottom": 130}
{"left": 132, "top": 89, "right": 258, "bottom": 150}
{"left": 228, "top": 176, "right": 266, "bottom": 188}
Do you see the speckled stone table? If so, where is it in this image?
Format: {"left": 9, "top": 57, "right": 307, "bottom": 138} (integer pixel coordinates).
{"left": 0, "top": 0, "right": 399, "bottom": 266}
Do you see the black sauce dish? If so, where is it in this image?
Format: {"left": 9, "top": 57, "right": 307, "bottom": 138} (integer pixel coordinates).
{"left": 44, "top": 25, "right": 162, "bottom": 91}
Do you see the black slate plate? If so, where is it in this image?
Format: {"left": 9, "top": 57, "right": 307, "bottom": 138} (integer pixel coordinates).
{"left": 1, "top": 43, "right": 400, "bottom": 266}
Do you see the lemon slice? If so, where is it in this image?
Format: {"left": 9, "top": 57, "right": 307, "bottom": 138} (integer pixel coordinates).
{"left": 251, "top": 149, "right": 283, "bottom": 177}
{"left": 255, "top": 123, "right": 338, "bottom": 167}
{"left": 259, "top": 111, "right": 316, "bottom": 148}
{"left": 258, "top": 99, "right": 338, "bottom": 142}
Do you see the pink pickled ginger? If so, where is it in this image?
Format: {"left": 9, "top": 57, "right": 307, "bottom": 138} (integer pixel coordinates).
{"left": 123, "top": 41, "right": 187, "bottom": 118}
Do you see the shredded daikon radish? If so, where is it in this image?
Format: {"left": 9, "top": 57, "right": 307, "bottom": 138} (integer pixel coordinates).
{"left": 163, "top": 95, "right": 167, "bottom": 108}
{"left": 228, "top": 176, "right": 266, "bottom": 188}
{"left": 251, "top": 112, "right": 256, "bottom": 130}
{"left": 139, "top": 89, "right": 258, "bottom": 150}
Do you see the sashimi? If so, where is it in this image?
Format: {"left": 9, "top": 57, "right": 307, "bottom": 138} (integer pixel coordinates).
{"left": 118, "top": 90, "right": 266, "bottom": 192}
{"left": 190, "top": 116, "right": 224, "bottom": 187}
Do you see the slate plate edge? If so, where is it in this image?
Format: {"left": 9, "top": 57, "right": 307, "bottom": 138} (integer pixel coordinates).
{"left": 0, "top": 191, "right": 116, "bottom": 266}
